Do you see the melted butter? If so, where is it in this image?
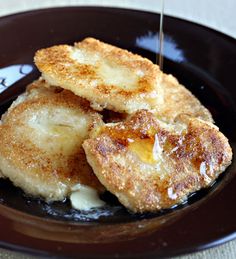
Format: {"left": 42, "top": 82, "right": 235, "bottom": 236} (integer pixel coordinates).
{"left": 70, "top": 184, "right": 105, "bottom": 211}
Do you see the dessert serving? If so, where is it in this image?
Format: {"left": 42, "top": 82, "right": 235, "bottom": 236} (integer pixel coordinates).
{"left": 0, "top": 38, "right": 232, "bottom": 214}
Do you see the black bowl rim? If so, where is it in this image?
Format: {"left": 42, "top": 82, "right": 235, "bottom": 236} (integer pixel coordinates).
{"left": 0, "top": 6, "right": 235, "bottom": 258}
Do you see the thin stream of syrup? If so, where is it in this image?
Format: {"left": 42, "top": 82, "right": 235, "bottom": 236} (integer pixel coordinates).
{"left": 157, "top": 0, "right": 165, "bottom": 70}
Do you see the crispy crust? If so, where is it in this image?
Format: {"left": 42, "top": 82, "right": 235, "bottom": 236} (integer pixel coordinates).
{"left": 34, "top": 37, "right": 163, "bottom": 113}
{"left": 83, "top": 110, "right": 232, "bottom": 213}
{"left": 156, "top": 74, "right": 213, "bottom": 122}
{"left": 35, "top": 37, "right": 213, "bottom": 123}
{"left": 0, "top": 79, "right": 104, "bottom": 201}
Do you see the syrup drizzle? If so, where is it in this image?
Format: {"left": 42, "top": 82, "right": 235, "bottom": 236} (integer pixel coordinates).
{"left": 157, "top": 0, "right": 165, "bottom": 70}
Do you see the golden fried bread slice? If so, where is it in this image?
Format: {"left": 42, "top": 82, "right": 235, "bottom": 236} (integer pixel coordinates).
{"left": 34, "top": 37, "right": 164, "bottom": 114}
{"left": 83, "top": 110, "right": 232, "bottom": 213}
{"left": 35, "top": 38, "right": 213, "bottom": 122}
{"left": 156, "top": 74, "right": 213, "bottom": 123}
{"left": 0, "top": 79, "right": 104, "bottom": 201}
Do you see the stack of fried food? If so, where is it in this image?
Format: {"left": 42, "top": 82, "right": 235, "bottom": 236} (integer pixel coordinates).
{"left": 0, "top": 38, "right": 232, "bottom": 213}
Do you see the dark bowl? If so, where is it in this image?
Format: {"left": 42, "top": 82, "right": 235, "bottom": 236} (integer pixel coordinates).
{"left": 0, "top": 7, "right": 236, "bottom": 258}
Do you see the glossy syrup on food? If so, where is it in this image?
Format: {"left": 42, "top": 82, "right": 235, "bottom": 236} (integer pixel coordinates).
{"left": 0, "top": 55, "right": 230, "bottom": 222}
{"left": 0, "top": 11, "right": 233, "bottom": 221}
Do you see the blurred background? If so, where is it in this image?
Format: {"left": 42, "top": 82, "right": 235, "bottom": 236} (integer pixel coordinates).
{"left": 1, "top": 0, "right": 236, "bottom": 38}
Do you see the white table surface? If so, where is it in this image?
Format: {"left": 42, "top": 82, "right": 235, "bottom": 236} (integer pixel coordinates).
{"left": 0, "top": 1, "right": 236, "bottom": 258}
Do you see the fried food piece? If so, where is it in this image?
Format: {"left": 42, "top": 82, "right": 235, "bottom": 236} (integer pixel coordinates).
{"left": 155, "top": 74, "right": 213, "bottom": 123}
{"left": 34, "top": 37, "right": 164, "bottom": 114}
{"left": 0, "top": 79, "right": 104, "bottom": 201}
{"left": 34, "top": 38, "right": 213, "bottom": 122}
{"left": 83, "top": 110, "right": 232, "bottom": 213}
